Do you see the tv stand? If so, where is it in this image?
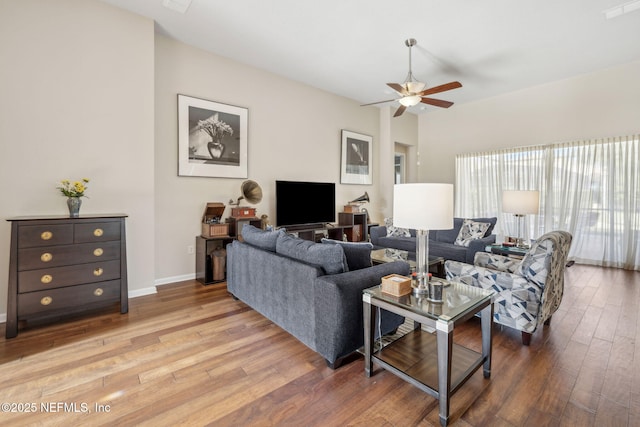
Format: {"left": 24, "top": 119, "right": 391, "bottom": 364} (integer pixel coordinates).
{"left": 282, "top": 212, "right": 368, "bottom": 243}
{"left": 284, "top": 223, "right": 343, "bottom": 242}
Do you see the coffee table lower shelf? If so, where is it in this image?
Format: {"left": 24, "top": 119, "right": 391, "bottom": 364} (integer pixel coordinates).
{"left": 373, "top": 329, "right": 486, "bottom": 398}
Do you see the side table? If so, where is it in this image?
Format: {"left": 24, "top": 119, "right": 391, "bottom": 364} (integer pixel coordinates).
{"left": 363, "top": 282, "right": 494, "bottom": 426}
{"left": 486, "top": 244, "right": 529, "bottom": 259}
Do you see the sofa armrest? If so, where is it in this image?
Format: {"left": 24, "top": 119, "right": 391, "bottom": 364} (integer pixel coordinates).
{"left": 474, "top": 252, "right": 521, "bottom": 273}
{"left": 369, "top": 225, "right": 387, "bottom": 246}
{"left": 313, "top": 261, "right": 409, "bottom": 363}
{"left": 465, "top": 235, "right": 497, "bottom": 264}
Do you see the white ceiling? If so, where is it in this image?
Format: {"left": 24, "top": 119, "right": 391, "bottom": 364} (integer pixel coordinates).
{"left": 100, "top": 0, "right": 640, "bottom": 114}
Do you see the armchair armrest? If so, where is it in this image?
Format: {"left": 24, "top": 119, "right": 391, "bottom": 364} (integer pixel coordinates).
{"left": 474, "top": 252, "right": 521, "bottom": 274}
{"left": 445, "top": 260, "right": 540, "bottom": 301}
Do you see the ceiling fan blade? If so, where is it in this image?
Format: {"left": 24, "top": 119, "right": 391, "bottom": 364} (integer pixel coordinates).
{"left": 393, "top": 105, "right": 407, "bottom": 117}
{"left": 420, "top": 97, "right": 454, "bottom": 108}
{"left": 418, "top": 81, "right": 462, "bottom": 96}
{"left": 387, "top": 83, "right": 409, "bottom": 96}
{"left": 361, "top": 98, "right": 398, "bottom": 107}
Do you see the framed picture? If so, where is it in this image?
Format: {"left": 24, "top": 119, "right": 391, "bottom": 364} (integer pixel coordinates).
{"left": 178, "top": 94, "right": 248, "bottom": 178}
{"left": 341, "top": 130, "right": 372, "bottom": 185}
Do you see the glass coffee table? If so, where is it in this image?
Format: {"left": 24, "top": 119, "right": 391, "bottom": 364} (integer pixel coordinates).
{"left": 370, "top": 248, "right": 445, "bottom": 277}
{"left": 363, "top": 281, "right": 494, "bottom": 427}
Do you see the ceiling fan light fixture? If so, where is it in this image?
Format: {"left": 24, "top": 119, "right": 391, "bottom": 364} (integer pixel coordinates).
{"left": 405, "top": 81, "right": 426, "bottom": 93}
{"left": 399, "top": 95, "right": 421, "bottom": 107}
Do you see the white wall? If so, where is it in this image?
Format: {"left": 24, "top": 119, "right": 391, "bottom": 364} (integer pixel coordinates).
{"left": 0, "top": 0, "right": 156, "bottom": 316}
{"left": 154, "top": 36, "right": 386, "bottom": 281}
{"left": 418, "top": 60, "right": 640, "bottom": 184}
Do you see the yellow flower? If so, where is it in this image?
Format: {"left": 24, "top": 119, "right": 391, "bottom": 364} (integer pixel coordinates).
{"left": 57, "top": 178, "right": 90, "bottom": 198}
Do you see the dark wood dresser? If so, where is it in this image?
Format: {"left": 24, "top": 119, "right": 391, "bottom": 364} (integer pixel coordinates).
{"left": 5, "top": 214, "right": 128, "bottom": 338}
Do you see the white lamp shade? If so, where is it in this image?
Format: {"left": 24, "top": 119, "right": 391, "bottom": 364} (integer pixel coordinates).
{"left": 393, "top": 183, "right": 454, "bottom": 230}
{"left": 502, "top": 190, "right": 540, "bottom": 215}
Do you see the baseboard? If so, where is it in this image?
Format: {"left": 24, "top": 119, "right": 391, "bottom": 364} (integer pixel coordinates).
{"left": 154, "top": 273, "right": 196, "bottom": 286}
{"left": 129, "top": 286, "right": 158, "bottom": 298}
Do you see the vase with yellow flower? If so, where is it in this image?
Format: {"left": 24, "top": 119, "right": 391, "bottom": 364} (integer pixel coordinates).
{"left": 57, "top": 178, "right": 89, "bottom": 218}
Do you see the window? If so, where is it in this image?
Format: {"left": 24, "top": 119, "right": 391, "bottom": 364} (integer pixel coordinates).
{"left": 456, "top": 135, "right": 640, "bottom": 270}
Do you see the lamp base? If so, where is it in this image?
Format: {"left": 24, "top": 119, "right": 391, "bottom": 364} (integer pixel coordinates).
{"left": 516, "top": 237, "right": 530, "bottom": 249}
{"left": 412, "top": 286, "right": 429, "bottom": 297}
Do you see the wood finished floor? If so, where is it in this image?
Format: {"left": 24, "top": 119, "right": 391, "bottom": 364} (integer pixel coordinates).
{"left": 0, "top": 264, "right": 639, "bottom": 426}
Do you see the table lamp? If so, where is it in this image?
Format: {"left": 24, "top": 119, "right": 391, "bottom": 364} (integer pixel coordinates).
{"left": 502, "top": 190, "right": 539, "bottom": 248}
{"left": 393, "top": 183, "right": 453, "bottom": 296}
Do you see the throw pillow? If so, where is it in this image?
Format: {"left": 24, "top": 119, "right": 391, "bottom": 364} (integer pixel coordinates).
{"left": 276, "top": 233, "right": 347, "bottom": 275}
{"left": 321, "top": 238, "right": 373, "bottom": 271}
{"left": 454, "top": 219, "right": 491, "bottom": 247}
{"left": 384, "top": 217, "right": 411, "bottom": 237}
{"left": 241, "top": 224, "right": 285, "bottom": 252}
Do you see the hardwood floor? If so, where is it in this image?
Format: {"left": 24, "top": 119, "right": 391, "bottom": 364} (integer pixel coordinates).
{"left": 0, "top": 264, "right": 638, "bottom": 426}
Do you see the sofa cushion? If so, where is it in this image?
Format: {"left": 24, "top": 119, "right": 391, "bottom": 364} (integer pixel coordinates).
{"left": 430, "top": 241, "right": 468, "bottom": 262}
{"left": 276, "top": 233, "right": 347, "bottom": 275}
{"left": 321, "top": 238, "right": 373, "bottom": 271}
{"left": 377, "top": 235, "right": 416, "bottom": 253}
{"left": 241, "top": 224, "right": 285, "bottom": 252}
{"left": 454, "top": 219, "right": 491, "bottom": 247}
{"left": 384, "top": 217, "right": 411, "bottom": 237}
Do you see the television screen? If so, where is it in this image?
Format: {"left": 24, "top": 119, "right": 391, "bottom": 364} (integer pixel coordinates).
{"left": 276, "top": 180, "right": 336, "bottom": 227}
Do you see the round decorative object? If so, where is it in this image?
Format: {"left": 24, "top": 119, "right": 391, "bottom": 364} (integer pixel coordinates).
{"left": 67, "top": 197, "right": 82, "bottom": 218}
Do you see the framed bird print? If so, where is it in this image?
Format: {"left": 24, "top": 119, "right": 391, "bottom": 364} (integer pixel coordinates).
{"left": 341, "top": 130, "right": 372, "bottom": 185}
{"left": 178, "top": 94, "right": 248, "bottom": 178}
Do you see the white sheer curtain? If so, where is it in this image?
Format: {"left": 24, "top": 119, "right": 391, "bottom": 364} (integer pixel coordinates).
{"left": 455, "top": 135, "right": 640, "bottom": 270}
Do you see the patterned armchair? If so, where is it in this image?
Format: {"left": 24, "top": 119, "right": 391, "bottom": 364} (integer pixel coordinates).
{"left": 444, "top": 230, "right": 572, "bottom": 345}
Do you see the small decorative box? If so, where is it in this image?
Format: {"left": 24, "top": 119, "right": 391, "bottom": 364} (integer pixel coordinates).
{"left": 202, "top": 202, "right": 229, "bottom": 237}
{"left": 231, "top": 207, "right": 256, "bottom": 218}
{"left": 381, "top": 274, "right": 412, "bottom": 296}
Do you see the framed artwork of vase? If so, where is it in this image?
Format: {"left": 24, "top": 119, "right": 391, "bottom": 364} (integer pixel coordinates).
{"left": 340, "top": 130, "right": 372, "bottom": 185}
{"left": 178, "top": 94, "right": 248, "bottom": 178}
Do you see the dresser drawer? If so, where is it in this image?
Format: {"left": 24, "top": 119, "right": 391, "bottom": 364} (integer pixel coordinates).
{"left": 18, "top": 224, "right": 74, "bottom": 248}
{"left": 18, "top": 259, "right": 121, "bottom": 293}
{"left": 17, "top": 280, "right": 121, "bottom": 317}
{"left": 74, "top": 222, "right": 121, "bottom": 243}
{"left": 18, "top": 241, "right": 121, "bottom": 271}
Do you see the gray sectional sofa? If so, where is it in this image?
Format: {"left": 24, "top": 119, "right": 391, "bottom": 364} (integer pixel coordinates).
{"left": 370, "top": 217, "right": 497, "bottom": 264}
{"left": 226, "top": 225, "right": 408, "bottom": 368}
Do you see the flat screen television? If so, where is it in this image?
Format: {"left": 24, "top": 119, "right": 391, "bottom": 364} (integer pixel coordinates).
{"left": 276, "top": 180, "right": 335, "bottom": 227}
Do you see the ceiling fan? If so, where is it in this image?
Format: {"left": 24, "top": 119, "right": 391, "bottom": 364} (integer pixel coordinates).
{"left": 362, "top": 38, "right": 462, "bottom": 117}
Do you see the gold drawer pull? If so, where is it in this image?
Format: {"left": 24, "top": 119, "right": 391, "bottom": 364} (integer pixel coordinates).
{"left": 93, "top": 228, "right": 104, "bottom": 237}
{"left": 41, "top": 274, "right": 53, "bottom": 284}
{"left": 94, "top": 288, "right": 104, "bottom": 297}
{"left": 40, "top": 296, "right": 53, "bottom": 306}
{"left": 93, "top": 268, "right": 104, "bottom": 276}
{"left": 41, "top": 252, "right": 53, "bottom": 262}
{"left": 93, "top": 248, "right": 104, "bottom": 257}
{"left": 41, "top": 231, "right": 53, "bottom": 240}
